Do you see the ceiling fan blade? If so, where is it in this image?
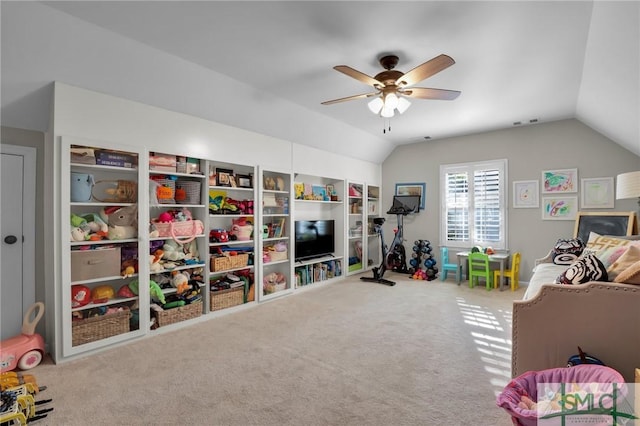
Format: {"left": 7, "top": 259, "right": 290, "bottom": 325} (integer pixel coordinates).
{"left": 402, "top": 87, "right": 461, "bottom": 100}
{"left": 396, "top": 54, "right": 455, "bottom": 87}
{"left": 321, "top": 92, "right": 379, "bottom": 105}
{"left": 334, "top": 65, "right": 382, "bottom": 87}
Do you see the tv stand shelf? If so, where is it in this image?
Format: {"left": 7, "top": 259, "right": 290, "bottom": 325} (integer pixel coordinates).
{"left": 294, "top": 255, "right": 343, "bottom": 288}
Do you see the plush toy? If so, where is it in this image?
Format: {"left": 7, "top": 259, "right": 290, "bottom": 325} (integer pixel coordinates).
{"left": 263, "top": 272, "right": 286, "bottom": 294}
{"left": 70, "top": 226, "right": 88, "bottom": 242}
{"left": 162, "top": 239, "right": 186, "bottom": 261}
{"left": 82, "top": 213, "right": 108, "bottom": 239}
{"left": 171, "top": 270, "right": 190, "bottom": 294}
{"left": 101, "top": 205, "right": 138, "bottom": 240}
{"left": 128, "top": 279, "right": 165, "bottom": 304}
{"left": 149, "top": 249, "right": 164, "bottom": 273}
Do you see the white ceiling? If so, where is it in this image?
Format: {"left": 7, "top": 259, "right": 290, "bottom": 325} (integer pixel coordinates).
{"left": 3, "top": 1, "right": 639, "bottom": 163}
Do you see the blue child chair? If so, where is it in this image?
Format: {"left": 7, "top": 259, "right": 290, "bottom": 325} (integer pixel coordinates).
{"left": 440, "top": 247, "right": 462, "bottom": 282}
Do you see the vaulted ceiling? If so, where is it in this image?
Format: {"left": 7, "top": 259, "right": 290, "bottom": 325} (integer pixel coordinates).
{"left": 2, "top": 1, "right": 638, "bottom": 163}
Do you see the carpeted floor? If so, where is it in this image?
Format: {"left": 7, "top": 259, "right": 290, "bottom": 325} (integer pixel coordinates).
{"left": 31, "top": 273, "right": 524, "bottom": 425}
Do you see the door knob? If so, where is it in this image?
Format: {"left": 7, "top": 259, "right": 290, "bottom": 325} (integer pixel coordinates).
{"left": 4, "top": 235, "right": 18, "bottom": 244}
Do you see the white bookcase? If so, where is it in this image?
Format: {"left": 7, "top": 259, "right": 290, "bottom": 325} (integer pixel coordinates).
{"left": 147, "top": 152, "right": 208, "bottom": 330}
{"left": 61, "top": 137, "right": 146, "bottom": 357}
{"left": 365, "top": 184, "right": 381, "bottom": 270}
{"left": 257, "top": 168, "right": 293, "bottom": 301}
{"left": 208, "top": 161, "right": 257, "bottom": 310}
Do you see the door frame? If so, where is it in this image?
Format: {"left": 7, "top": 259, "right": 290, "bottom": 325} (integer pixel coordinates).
{"left": 1, "top": 143, "right": 37, "bottom": 320}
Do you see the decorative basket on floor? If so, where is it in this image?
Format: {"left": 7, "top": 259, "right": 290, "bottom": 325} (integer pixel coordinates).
{"left": 211, "top": 253, "right": 249, "bottom": 272}
{"left": 154, "top": 300, "right": 202, "bottom": 327}
{"left": 72, "top": 308, "right": 131, "bottom": 346}
{"left": 210, "top": 286, "right": 245, "bottom": 311}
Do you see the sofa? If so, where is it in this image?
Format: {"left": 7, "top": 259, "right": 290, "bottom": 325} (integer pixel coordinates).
{"left": 511, "top": 233, "right": 640, "bottom": 382}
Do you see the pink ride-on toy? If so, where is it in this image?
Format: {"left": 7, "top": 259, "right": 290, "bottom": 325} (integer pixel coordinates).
{"left": 0, "top": 302, "right": 46, "bottom": 372}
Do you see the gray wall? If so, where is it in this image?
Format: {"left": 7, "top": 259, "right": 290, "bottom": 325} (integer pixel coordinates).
{"left": 1, "top": 126, "right": 46, "bottom": 334}
{"left": 382, "top": 118, "right": 640, "bottom": 281}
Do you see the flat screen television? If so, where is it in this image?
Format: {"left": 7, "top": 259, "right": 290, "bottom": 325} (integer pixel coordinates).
{"left": 295, "top": 220, "right": 335, "bottom": 261}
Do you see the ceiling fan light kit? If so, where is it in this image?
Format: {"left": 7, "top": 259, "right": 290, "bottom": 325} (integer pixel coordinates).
{"left": 322, "top": 53, "right": 461, "bottom": 129}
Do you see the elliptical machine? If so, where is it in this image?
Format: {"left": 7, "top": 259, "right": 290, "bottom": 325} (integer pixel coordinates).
{"left": 360, "top": 195, "right": 420, "bottom": 286}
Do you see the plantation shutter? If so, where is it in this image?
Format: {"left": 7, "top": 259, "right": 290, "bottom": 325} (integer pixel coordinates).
{"left": 445, "top": 171, "right": 469, "bottom": 242}
{"left": 440, "top": 159, "right": 507, "bottom": 249}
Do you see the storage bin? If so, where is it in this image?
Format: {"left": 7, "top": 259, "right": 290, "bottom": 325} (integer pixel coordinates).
{"left": 72, "top": 308, "right": 131, "bottom": 346}
{"left": 175, "top": 180, "right": 201, "bottom": 204}
{"left": 211, "top": 253, "right": 249, "bottom": 272}
{"left": 149, "top": 152, "right": 177, "bottom": 172}
{"left": 70, "top": 147, "right": 96, "bottom": 165}
{"left": 153, "top": 300, "right": 202, "bottom": 327}
{"left": 210, "top": 287, "right": 244, "bottom": 311}
{"left": 71, "top": 247, "right": 121, "bottom": 282}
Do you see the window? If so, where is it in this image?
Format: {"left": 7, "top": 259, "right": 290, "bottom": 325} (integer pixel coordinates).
{"left": 440, "top": 159, "right": 507, "bottom": 249}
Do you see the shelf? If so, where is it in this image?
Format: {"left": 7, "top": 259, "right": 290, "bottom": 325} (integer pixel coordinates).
{"left": 71, "top": 162, "right": 138, "bottom": 173}
{"left": 210, "top": 265, "right": 255, "bottom": 275}
{"left": 152, "top": 263, "right": 206, "bottom": 274}
{"left": 295, "top": 199, "right": 342, "bottom": 204}
{"left": 150, "top": 170, "right": 206, "bottom": 179}
{"left": 71, "top": 296, "right": 138, "bottom": 312}
{"left": 209, "top": 240, "right": 254, "bottom": 247}
{"left": 151, "top": 203, "right": 206, "bottom": 209}
{"left": 209, "top": 185, "right": 254, "bottom": 192}
{"left": 264, "top": 259, "right": 289, "bottom": 266}
{"left": 70, "top": 238, "right": 138, "bottom": 247}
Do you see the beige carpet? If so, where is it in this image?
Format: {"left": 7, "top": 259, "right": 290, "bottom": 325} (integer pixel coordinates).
{"left": 31, "top": 273, "right": 523, "bottom": 425}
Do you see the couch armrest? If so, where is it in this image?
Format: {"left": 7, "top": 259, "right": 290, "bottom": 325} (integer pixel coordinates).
{"left": 512, "top": 281, "right": 640, "bottom": 382}
{"left": 534, "top": 249, "right": 554, "bottom": 267}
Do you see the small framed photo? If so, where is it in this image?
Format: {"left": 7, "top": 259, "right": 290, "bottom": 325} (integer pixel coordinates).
{"left": 236, "top": 174, "right": 253, "bottom": 189}
{"left": 216, "top": 168, "right": 234, "bottom": 187}
{"left": 542, "top": 168, "right": 578, "bottom": 193}
{"left": 580, "top": 177, "right": 614, "bottom": 209}
{"left": 542, "top": 196, "right": 578, "bottom": 220}
{"left": 326, "top": 184, "right": 335, "bottom": 196}
{"left": 513, "top": 180, "right": 539, "bottom": 208}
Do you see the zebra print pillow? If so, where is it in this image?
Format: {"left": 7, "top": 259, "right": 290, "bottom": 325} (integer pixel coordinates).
{"left": 555, "top": 253, "right": 608, "bottom": 285}
{"left": 552, "top": 238, "right": 585, "bottom": 265}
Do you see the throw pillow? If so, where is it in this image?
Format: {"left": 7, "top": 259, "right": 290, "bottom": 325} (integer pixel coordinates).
{"left": 552, "top": 238, "right": 585, "bottom": 265}
{"left": 614, "top": 260, "right": 640, "bottom": 285}
{"left": 555, "top": 253, "right": 608, "bottom": 285}
{"left": 584, "top": 232, "right": 636, "bottom": 254}
{"left": 595, "top": 245, "right": 629, "bottom": 269}
{"left": 607, "top": 244, "right": 640, "bottom": 281}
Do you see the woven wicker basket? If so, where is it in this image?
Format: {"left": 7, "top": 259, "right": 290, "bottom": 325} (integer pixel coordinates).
{"left": 154, "top": 300, "right": 202, "bottom": 327}
{"left": 211, "top": 253, "right": 249, "bottom": 272}
{"left": 210, "top": 286, "right": 245, "bottom": 311}
{"left": 72, "top": 309, "right": 131, "bottom": 346}
{"left": 268, "top": 250, "right": 287, "bottom": 262}
{"left": 175, "top": 180, "right": 201, "bottom": 204}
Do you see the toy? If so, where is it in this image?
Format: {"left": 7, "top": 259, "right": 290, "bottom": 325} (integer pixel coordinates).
{"left": 128, "top": 279, "right": 165, "bottom": 304}
{"left": 162, "top": 239, "right": 186, "bottom": 262}
{"left": 263, "top": 272, "right": 286, "bottom": 294}
{"left": 149, "top": 250, "right": 164, "bottom": 273}
{"left": 71, "top": 285, "right": 91, "bottom": 307}
{"left": 117, "top": 284, "right": 136, "bottom": 298}
{"left": 171, "top": 271, "right": 190, "bottom": 294}
{"left": 209, "top": 228, "right": 229, "bottom": 243}
{"left": 229, "top": 218, "right": 253, "bottom": 241}
{"left": 100, "top": 205, "right": 137, "bottom": 240}
{"left": 0, "top": 303, "right": 46, "bottom": 372}
{"left": 91, "top": 285, "right": 115, "bottom": 303}
{"left": 70, "top": 226, "right": 88, "bottom": 242}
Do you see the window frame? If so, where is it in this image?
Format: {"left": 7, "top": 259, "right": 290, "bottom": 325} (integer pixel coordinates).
{"left": 439, "top": 159, "right": 508, "bottom": 250}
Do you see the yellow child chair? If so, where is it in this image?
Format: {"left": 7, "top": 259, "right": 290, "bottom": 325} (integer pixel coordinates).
{"left": 468, "top": 251, "right": 492, "bottom": 290}
{"left": 494, "top": 252, "right": 521, "bottom": 291}
{"left": 440, "top": 247, "right": 462, "bottom": 282}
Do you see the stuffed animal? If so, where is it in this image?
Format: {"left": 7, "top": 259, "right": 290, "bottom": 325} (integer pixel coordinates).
{"left": 171, "top": 271, "right": 190, "bottom": 294}
{"left": 71, "top": 226, "right": 88, "bottom": 242}
{"left": 149, "top": 249, "right": 164, "bottom": 273}
{"left": 128, "top": 279, "right": 165, "bottom": 304}
{"left": 229, "top": 217, "right": 253, "bottom": 241}
{"left": 162, "top": 239, "right": 186, "bottom": 261}
{"left": 100, "top": 205, "right": 138, "bottom": 240}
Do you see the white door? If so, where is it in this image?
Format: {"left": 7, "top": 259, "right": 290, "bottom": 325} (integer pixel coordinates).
{"left": 1, "top": 145, "right": 36, "bottom": 340}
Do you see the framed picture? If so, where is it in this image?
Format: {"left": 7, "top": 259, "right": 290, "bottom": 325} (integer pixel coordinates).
{"left": 513, "top": 180, "right": 539, "bottom": 208}
{"left": 580, "top": 177, "right": 614, "bottom": 209}
{"left": 395, "top": 182, "right": 426, "bottom": 210}
{"left": 542, "top": 168, "right": 578, "bottom": 193}
{"left": 236, "top": 174, "right": 252, "bottom": 188}
{"left": 326, "top": 184, "right": 335, "bottom": 196}
{"left": 215, "top": 168, "right": 233, "bottom": 187}
{"left": 542, "top": 196, "right": 578, "bottom": 220}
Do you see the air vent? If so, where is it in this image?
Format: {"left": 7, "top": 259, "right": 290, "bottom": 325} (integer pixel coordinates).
{"left": 424, "top": 136, "right": 431, "bottom": 140}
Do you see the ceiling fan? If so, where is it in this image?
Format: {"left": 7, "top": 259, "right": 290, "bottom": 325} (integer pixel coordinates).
{"left": 321, "top": 54, "right": 461, "bottom": 118}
